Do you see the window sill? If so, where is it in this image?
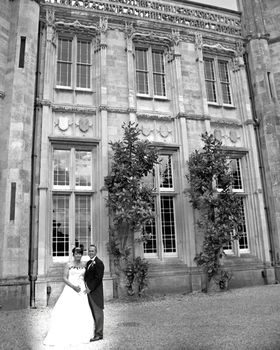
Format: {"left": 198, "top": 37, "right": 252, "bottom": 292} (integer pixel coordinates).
{"left": 136, "top": 94, "right": 153, "bottom": 100}
{"left": 136, "top": 94, "right": 169, "bottom": 101}
{"left": 222, "top": 104, "right": 236, "bottom": 110}
{"left": 75, "top": 88, "right": 93, "bottom": 94}
{"left": 55, "top": 87, "right": 93, "bottom": 93}
{"left": 207, "top": 102, "right": 236, "bottom": 110}
{"left": 154, "top": 96, "right": 169, "bottom": 101}
{"left": 55, "top": 86, "right": 73, "bottom": 91}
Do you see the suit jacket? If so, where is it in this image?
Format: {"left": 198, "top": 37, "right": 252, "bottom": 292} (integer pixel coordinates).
{"left": 84, "top": 256, "right": 104, "bottom": 309}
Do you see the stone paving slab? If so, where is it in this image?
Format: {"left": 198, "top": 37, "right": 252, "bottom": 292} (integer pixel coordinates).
{"left": 1, "top": 285, "right": 280, "bottom": 350}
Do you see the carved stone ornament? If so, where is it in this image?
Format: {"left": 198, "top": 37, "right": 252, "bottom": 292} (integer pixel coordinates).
{"left": 124, "top": 21, "right": 135, "bottom": 39}
{"left": 235, "top": 40, "right": 245, "bottom": 57}
{"left": 58, "top": 116, "right": 70, "bottom": 131}
{"left": 214, "top": 129, "right": 222, "bottom": 141}
{"left": 171, "top": 29, "right": 181, "bottom": 46}
{"left": 229, "top": 129, "right": 238, "bottom": 143}
{"left": 42, "top": 0, "right": 242, "bottom": 36}
{"left": 167, "top": 48, "right": 175, "bottom": 63}
{"left": 46, "top": 8, "right": 55, "bottom": 27}
{"left": 158, "top": 124, "right": 172, "bottom": 138}
{"left": 141, "top": 125, "right": 154, "bottom": 137}
{"left": 99, "top": 17, "right": 108, "bottom": 33}
{"left": 195, "top": 32, "right": 203, "bottom": 49}
{"left": 78, "top": 117, "right": 90, "bottom": 133}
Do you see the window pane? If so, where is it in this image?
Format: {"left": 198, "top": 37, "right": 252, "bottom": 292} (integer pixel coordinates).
{"left": 136, "top": 48, "right": 149, "bottom": 94}
{"left": 153, "top": 73, "right": 166, "bottom": 96}
{"left": 161, "top": 196, "right": 176, "bottom": 253}
{"left": 204, "top": 58, "right": 217, "bottom": 103}
{"left": 76, "top": 64, "right": 90, "bottom": 88}
{"left": 205, "top": 81, "right": 217, "bottom": 102}
{"left": 75, "top": 195, "right": 91, "bottom": 252}
{"left": 52, "top": 195, "right": 69, "bottom": 257}
{"left": 231, "top": 159, "right": 243, "bottom": 190}
{"left": 57, "top": 38, "right": 72, "bottom": 86}
{"left": 76, "top": 40, "right": 91, "bottom": 88}
{"left": 75, "top": 151, "right": 92, "bottom": 187}
{"left": 136, "top": 71, "right": 149, "bottom": 94}
{"left": 53, "top": 150, "right": 70, "bottom": 187}
{"left": 159, "top": 155, "right": 173, "bottom": 189}
{"left": 152, "top": 51, "right": 166, "bottom": 96}
{"left": 136, "top": 48, "right": 148, "bottom": 70}
{"left": 238, "top": 199, "right": 249, "bottom": 250}
{"left": 143, "top": 201, "right": 157, "bottom": 254}
{"left": 152, "top": 51, "right": 164, "bottom": 73}
{"left": 221, "top": 82, "right": 232, "bottom": 104}
{"left": 77, "top": 41, "right": 90, "bottom": 64}
{"left": 218, "top": 60, "right": 232, "bottom": 104}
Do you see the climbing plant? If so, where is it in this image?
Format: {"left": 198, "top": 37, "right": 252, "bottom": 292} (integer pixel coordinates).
{"left": 187, "top": 132, "right": 244, "bottom": 289}
{"left": 104, "top": 122, "right": 158, "bottom": 296}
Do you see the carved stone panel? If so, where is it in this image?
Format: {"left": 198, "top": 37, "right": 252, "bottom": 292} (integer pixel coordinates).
{"left": 54, "top": 114, "right": 74, "bottom": 136}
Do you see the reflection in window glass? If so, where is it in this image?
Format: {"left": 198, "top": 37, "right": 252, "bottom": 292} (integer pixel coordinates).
{"left": 161, "top": 196, "right": 176, "bottom": 253}
{"left": 53, "top": 150, "right": 70, "bottom": 187}
{"left": 75, "top": 151, "right": 92, "bottom": 187}
{"left": 75, "top": 195, "right": 91, "bottom": 252}
{"left": 143, "top": 200, "right": 157, "bottom": 254}
{"left": 231, "top": 159, "right": 243, "bottom": 190}
{"left": 159, "top": 155, "right": 173, "bottom": 189}
{"left": 52, "top": 195, "right": 69, "bottom": 257}
{"left": 238, "top": 199, "right": 248, "bottom": 250}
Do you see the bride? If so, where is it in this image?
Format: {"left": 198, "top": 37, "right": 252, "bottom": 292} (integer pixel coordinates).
{"left": 43, "top": 246, "right": 93, "bottom": 347}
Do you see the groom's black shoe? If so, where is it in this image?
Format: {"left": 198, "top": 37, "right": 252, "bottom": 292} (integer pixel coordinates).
{"left": 90, "top": 336, "right": 103, "bottom": 342}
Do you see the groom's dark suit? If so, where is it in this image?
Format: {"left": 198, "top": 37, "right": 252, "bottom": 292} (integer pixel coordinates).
{"left": 84, "top": 256, "right": 104, "bottom": 339}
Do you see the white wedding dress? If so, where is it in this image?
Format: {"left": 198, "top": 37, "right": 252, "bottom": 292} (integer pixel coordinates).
{"left": 43, "top": 265, "right": 93, "bottom": 347}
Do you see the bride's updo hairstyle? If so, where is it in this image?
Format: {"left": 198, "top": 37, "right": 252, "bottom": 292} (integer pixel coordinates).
{"left": 72, "top": 245, "right": 84, "bottom": 256}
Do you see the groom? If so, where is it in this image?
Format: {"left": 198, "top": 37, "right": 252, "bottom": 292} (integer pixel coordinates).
{"left": 84, "top": 244, "right": 105, "bottom": 342}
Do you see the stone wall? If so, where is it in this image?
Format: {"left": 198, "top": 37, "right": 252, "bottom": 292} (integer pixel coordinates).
{"left": 0, "top": 0, "right": 39, "bottom": 310}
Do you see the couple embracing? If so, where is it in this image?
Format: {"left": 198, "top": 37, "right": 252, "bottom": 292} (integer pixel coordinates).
{"left": 44, "top": 244, "right": 104, "bottom": 346}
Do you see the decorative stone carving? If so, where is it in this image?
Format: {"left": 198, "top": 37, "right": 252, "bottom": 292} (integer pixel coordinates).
{"left": 0, "top": 91, "right": 5, "bottom": 99}
{"left": 195, "top": 32, "right": 203, "bottom": 50}
{"left": 55, "top": 19, "right": 98, "bottom": 36}
{"left": 54, "top": 116, "right": 73, "bottom": 131}
{"left": 124, "top": 21, "right": 135, "bottom": 39}
{"left": 235, "top": 40, "right": 245, "bottom": 57}
{"left": 46, "top": 8, "right": 55, "bottom": 27}
{"left": 214, "top": 128, "right": 222, "bottom": 141}
{"left": 43, "top": 0, "right": 242, "bottom": 37}
{"left": 99, "top": 17, "right": 108, "bottom": 33}
{"left": 137, "top": 113, "right": 172, "bottom": 121}
{"left": 229, "top": 129, "right": 238, "bottom": 143}
{"left": 171, "top": 29, "right": 181, "bottom": 46}
{"left": 76, "top": 117, "right": 93, "bottom": 133}
{"left": 140, "top": 125, "right": 154, "bottom": 137}
{"left": 158, "top": 124, "right": 172, "bottom": 138}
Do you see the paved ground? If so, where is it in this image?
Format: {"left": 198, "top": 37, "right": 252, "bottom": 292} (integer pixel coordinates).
{"left": 1, "top": 284, "right": 280, "bottom": 350}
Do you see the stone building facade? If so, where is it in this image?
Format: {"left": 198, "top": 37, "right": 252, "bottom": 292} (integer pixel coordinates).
{"left": 0, "top": 0, "right": 279, "bottom": 309}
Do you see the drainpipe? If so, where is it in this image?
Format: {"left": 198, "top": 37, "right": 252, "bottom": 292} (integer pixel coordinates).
{"left": 243, "top": 52, "right": 275, "bottom": 266}
{"left": 28, "top": 19, "right": 41, "bottom": 309}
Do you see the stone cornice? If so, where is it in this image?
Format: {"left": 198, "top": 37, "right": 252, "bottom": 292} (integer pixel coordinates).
{"left": 99, "top": 105, "right": 136, "bottom": 114}
{"left": 176, "top": 113, "right": 211, "bottom": 121}
{"left": 42, "top": 0, "right": 241, "bottom": 37}
{"left": 137, "top": 112, "right": 173, "bottom": 120}
{"left": 210, "top": 117, "right": 242, "bottom": 127}
{"left": 36, "top": 99, "right": 97, "bottom": 114}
